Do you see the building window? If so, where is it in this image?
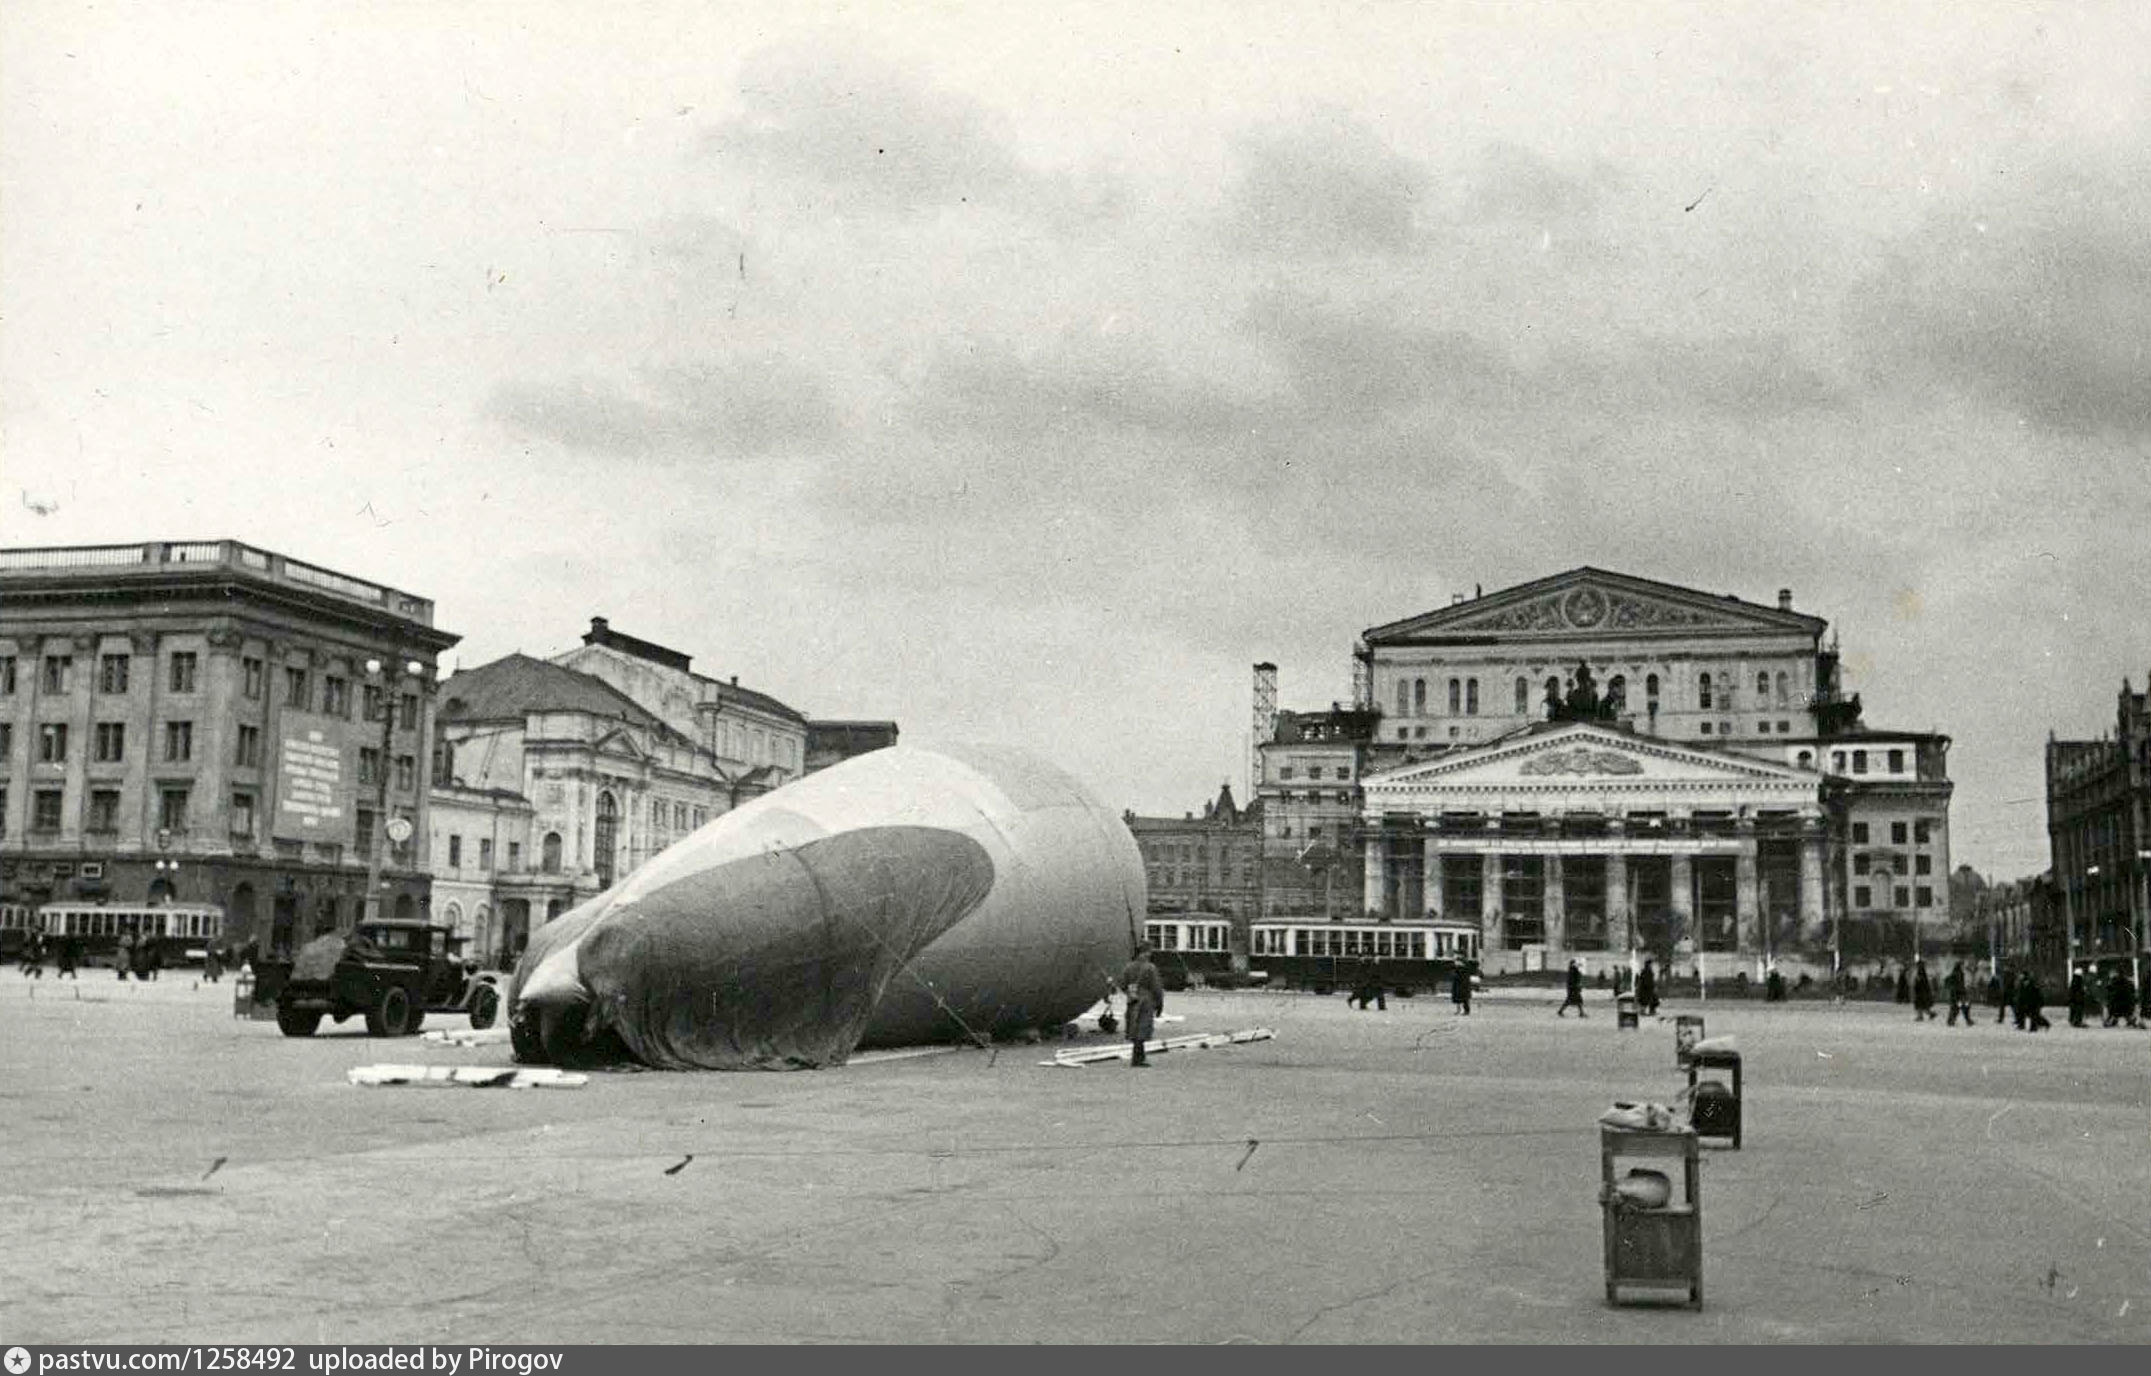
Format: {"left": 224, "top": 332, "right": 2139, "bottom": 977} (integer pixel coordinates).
{"left": 236, "top": 724, "right": 260, "bottom": 767}
{"left": 1797, "top": 750, "right": 1813, "bottom": 768}
{"left": 1756, "top": 721, "right": 1770, "bottom": 734}
{"left": 1854, "top": 854, "right": 1871, "bottom": 875}
{"left": 1852, "top": 822, "right": 1869, "bottom": 843}
{"left": 542, "top": 832, "right": 562, "bottom": 873}
{"left": 1894, "top": 886, "right": 1910, "bottom": 908}
{"left": 362, "top": 684, "right": 385, "bottom": 722}
{"left": 1852, "top": 750, "right": 1868, "bottom": 774}
{"left": 1832, "top": 751, "right": 1846, "bottom": 772}
{"left": 448, "top": 835, "right": 462, "bottom": 868}
{"left": 0, "top": 655, "right": 14, "bottom": 694}
{"left": 1915, "top": 854, "right": 1931, "bottom": 876}
{"left": 394, "top": 755, "right": 415, "bottom": 792}
{"left": 0, "top": 785, "right": 7, "bottom": 832}
{"left": 164, "top": 721, "right": 193, "bottom": 762}
{"left": 1888, "top": 749, "right": 1904, "bottom": 773}
{"left": 1544, "top": 677, "right": 1559, "bottom": 713}
{"left": 1756, "top": 671, "right": 1769, "bottom": 699}
{"left": 358, "top": 748, "right": 382, "bottom": 785}
{"left": 1778, "top": 720, "right": 1791, "bottom": 733}
{"left": 1915, "top": 887, "right": 1933, "bottom": 908}
{"left": 1447, "top": 678, "right": 1461, "bottom": 714}
{"left": 1607, "top": 674, "right": 1626, "bottom": 712}
{"left": 38, "top": 723, "right": 68, "bottom": 763}
{"left": 0, "top": 723, "right": 10, "bottom": 762}
{"left": 88, "top": 789, "right": 120, "bottom": 833}
{"left": 1891, "top": 854, "right": 1908, "bottom": 875}
{"left": 1466, "top": 678, "right": 1479, "bottom": 715}
{"left": 322, "top": 675, "right": 349, "bottom": 717}
{"left": 508, "top": 841, "right": 523, "bottom": 871}
{"left": 479, "top": 838, "right": 493, "bottom": 871}
{"left": 1854, "top": 885, "right": 1871, "bottom": 909}
{"left": 231, "top": 792, "right": 255, "bottom": 838}
{"left": 158, "top": 786, "right": 190, "bottom": 833}
{"left": 1776, "top": 671, "right": 1789, "bottom": 707}
{"left": 1700, "top": 722, "right": 1712, "bottom": 735}
{"left": 100, "top": 654, "right": 131, "bottom": 694}
{"left": 1646, "top": 674, "right": 1660, "bottom": 712}
{"left": 674, "top": 802, "right": 688, "bottom": 830}
{"left": 431, "top": 742, "right": 453, "bottom": 786}
{"left": 1891, "top": 821, "right": 1907, "bottom": 845}
{"left": 399, "top": 693, "right": 418, "bottom": 731}
{"left": 169, "top": 652, "right": 198, "bottom": 694}
{"left": 42, "top": 655, "right": 73, "bottom": 694}
{"left": 284, "top": 666, "right": 310, "bottom": 710}
{"left": 34, "top": 788, "right": 64, "bottom": 832}
{"left": 242, "top": 656, "right": 264, "bottom": 700}
{"left": 1698, "top": 672, "right": 1713, "bottom": 710}
{"left": 1914, "top": 819, "right": 1931, "bottom": 845}
{"left": 1515, "top": 677, "right": 1529, "bottom": 714}
{"left": 1395, "top": 680, "right": 1409, "bottom": 716}
{"left": 94, "top": 722, "right": 126, "bottom": 763}
{"left": 1278, "top": 766, "right": 1294, "bottom": 780}
{"left": 1414, "top": 678, "right": 1427, "bottom": 715}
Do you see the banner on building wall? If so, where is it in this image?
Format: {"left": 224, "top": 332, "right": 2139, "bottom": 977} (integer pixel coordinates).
{"left": 275, "top": 724, "right": 354, "bottom": 845}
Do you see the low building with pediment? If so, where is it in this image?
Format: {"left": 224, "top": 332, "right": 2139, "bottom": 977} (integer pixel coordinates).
{"left": 1256, "top": 566, "right": 1953, "bottom": 974}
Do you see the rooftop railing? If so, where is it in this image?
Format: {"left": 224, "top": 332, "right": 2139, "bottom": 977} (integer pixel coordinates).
{"left": 0, "top": 540, "right": 434, "bottom": 625}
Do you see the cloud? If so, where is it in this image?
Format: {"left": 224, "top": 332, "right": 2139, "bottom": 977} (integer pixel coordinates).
{"left": 1220, "top": 113, "right": 1429, "bottom": 255}
{"left": 1466, "top": 141, "right": 1618, "bottom": 223}
{"left": 487, "top": 352, "right": 841, "bottom": 461}
{"left": 1849, "top": 158, "right": 2151, "bottom": 437}
{"left": 1543, "top": 334, "right": 1844, "bottom": 420}
{"left": 1238, "top": 288, "right": 1521, "bottom": 416}
{"left": 703, "top": 47, "right": 1047, "bottom": 217}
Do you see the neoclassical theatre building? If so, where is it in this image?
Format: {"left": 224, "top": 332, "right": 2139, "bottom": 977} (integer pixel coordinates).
{"left": 1257, "top": 568, "right": 1952, "bottom": 976}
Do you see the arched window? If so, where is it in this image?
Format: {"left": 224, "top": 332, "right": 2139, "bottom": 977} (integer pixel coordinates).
{"left": 1396, "top": 679, "right": 1410, "bottom": 716}
{"left": 594, "top": 792, "right": 620, "bottom": 890}
{"left": 1414, "top": 678, "right": 1427, "bottom": 715}
{"left": 1514, "top": 677, "right": 1529, "bottom": 714}
{"left": 1607, "top": 674, "right": 1626, "bottom": 711}
{"left": 1797, "top": 750, "right": 1814, "bottom": 769}
{"left": 1465, "top": 678, "right": 1479, "bottom": 715}
{"left": 1776, "top": 671, "right": 1790, "bottom": 707}
{"left": 542, "top": 831, "right": 563, "bottom": 874}
{"left": 1646, "top": 673, "right": 1660, "bottom": 711}
{"left": 1448, "top": 678, "right": 1461, "bottom": 714}
{"left": 1699, "top": 672, "right": 1714, "bottom": 710}
{"left": 1757, "top": 671, "right": 1770, "bottom": 699}
{"left": 1543, "top": 677, "right": 1560, "bottom": 717}
{"left": 442, "top": 900, "right": 464, "bottom": 931}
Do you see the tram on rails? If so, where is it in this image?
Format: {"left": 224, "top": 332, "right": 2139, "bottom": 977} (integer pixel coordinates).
{"left": 1141, "top": 915, "right": 1235, "bottom": 990}
{"left": 36, "top": 902, "right": 226, "bottom": 967}
{"left": 0, "top": 903, "right": 37, "bottom": 960}
{"left": 1250, "top": 918, "right": 1481, "bottom": 995}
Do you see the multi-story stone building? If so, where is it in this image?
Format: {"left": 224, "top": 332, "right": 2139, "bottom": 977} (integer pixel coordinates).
{"left": 805, "top": 720, "right": 901, "bottom": 774}
{"left": 0, "top": 540, "right": 459, "bottom": 954}
{"left": 1256, "top": 567, "right": 1954, "bottom": 974}
{"left": 2045, "top": 674, "right": 2150, "bottom": 979}
{"left": 1125, "top": 783, "right": 1263, "bottom": 964}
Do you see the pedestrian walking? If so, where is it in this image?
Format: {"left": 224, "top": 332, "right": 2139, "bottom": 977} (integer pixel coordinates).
{"left": 1945, "top": 961, "right": 1974, "bottom": 1026}
{"left": 1636, "top": 960, "right": 1659, "bottom": 1018}
{"left": 135, "top": 934, "right": 158, "bottom": 982}
{"left": 1895, "top": 967, "right": 1912, "bottom": 1004}
{"left": 1985, "top": 970, "right": 2004, "bottom": 1016}
{"left": 2067, "top": 969, "right": 2088, "bottom": 1028}
{"left": 1557, "top": 959, "right": 1588, "bottom": 1017}
{"left": 1117, "top": 942, "right": 1165, "bottom": 1068}
{"left": 19, "top": 931, "right": 46, "bottom": 978}
{"left": 2000, "top": 969, "right": 2019, "bottom": 1026}
{"left": 56, "top": 935, "right": 78, "bottom": 979}
{"left": 2016, "top": 971, "right": 2050, "bottom": 1032}
{"left": 1350, "top": 961, "right": 1387, "bottom": 1011}
{"left": 1766, "top": 967, "right": 1787, "bottom": 1003}
{"left": 1450, "top": 960, "right": 1474, "bottom": 1016}
{"left": 1912, "top": 960, "right": 1936, "bottom": 1021}
{"left": 116, "top": 928, "right": 135, "bottom": 981}
{"left": 203, "top": 944, "right": 224, "bottom": 984}
{"left": 2102, "top": 967, "right": 2138, "bottom": 1029}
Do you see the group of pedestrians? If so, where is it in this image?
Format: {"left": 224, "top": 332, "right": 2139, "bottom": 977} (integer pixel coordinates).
{"left": 16, "top": 932, "right": 80, "bottom": 978}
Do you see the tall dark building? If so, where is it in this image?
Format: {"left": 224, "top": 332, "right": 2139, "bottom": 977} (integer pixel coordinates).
{"left": 0, "top": 540, "right": 459, "bottom": 953}
{"left": 2046, "top": 675, "right": 2151, "bottom": 977}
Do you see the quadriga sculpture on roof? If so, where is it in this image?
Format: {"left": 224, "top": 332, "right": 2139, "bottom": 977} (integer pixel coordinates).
{"left": 507, "top": 744, "right": 1145, "bottom": 1070}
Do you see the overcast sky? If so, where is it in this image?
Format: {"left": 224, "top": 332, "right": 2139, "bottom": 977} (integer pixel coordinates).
{"left": 6, "top": 1, "right": 2147, "bottom": 880}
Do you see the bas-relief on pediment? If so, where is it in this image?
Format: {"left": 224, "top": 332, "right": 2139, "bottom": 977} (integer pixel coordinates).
{"left": 1518, "top": 747, "right": 1644, "bottom": 777}
{"left": 1374, "top": 734, "right": 1803, "bottom": 790}
{"left": 1450, "top": 586, "right": 1746, "bottom": 635}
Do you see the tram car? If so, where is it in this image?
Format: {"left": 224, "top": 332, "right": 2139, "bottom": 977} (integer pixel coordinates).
{"left": 37, "top": 902, "right": 226, "bottom": 967}
{"left": 1250, "top": 919, "right": 1481, "bottom": 995}
{"left": 0, "top": 903, "right": 38, "bottom": 960}
{"left": 1141, "top": 915, "right": 1235, "bottom": 990}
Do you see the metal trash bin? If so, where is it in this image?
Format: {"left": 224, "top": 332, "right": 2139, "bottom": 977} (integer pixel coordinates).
{"left": 1673, "top": 1014, "right": 1705, "bottom": 1067}
{"left": 1600, "top": 1123, "right": 1702, "bottom": 1308}
{"left": 1685, "top": 1049, "right": 1742, "bottom": 1148}
{"left": 230, "top": 968, "right": 255, "bottom": 1018}
{"left": 1616, "top": 993, "right": 1639, "bottom": 1030}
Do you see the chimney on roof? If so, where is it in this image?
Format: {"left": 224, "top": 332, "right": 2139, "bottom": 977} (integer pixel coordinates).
{"left": 590, "top": 616, "right": 609, "bottom": 634}
{"left": 1452, "top": 593, "right": 1466, "bottom": 605}
{"left": 731, "top": 675, "right": 738, "bottom": 686}
{"left": 1778, "top": 589, "right": 1793, "bottom": 611}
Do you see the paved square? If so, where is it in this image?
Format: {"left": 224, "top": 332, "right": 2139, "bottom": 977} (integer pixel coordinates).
{"left": 2, "top": 978, "right": 2145, "bottom": 1343}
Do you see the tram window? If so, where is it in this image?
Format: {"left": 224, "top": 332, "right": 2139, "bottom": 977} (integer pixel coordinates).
{"left": 1410, "top": 934, "right": 1426, "bottom": 959}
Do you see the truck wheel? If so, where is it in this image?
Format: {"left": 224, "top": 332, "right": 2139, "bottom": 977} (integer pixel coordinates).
{"left": 276, "top": 1006, "right": 322, "bottom": 1037}
{"left": 366, "top": 984, "right": 414, "bottom": 1037}
{"left": 508, "top": 1004, "right": 544, "bottom": 1063}
{"left": 469, "top": 984, "right": 501, "bottom": 1030}
{"left": 406, "top": 1006, "right": 425, "bottom": 1034}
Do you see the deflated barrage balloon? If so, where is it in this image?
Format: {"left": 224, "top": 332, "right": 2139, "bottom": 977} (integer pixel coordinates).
{"left": 507, "top": 744, "right": 1145, "bottom": 1069}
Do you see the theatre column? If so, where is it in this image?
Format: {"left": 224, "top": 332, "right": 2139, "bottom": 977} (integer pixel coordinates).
{"left": 1363, "top": 830, "right": 1389, "bottom": 916}
{"left": 1423, "top": 835, "right": 1443, "bottom": 922}
{"left": 1482, "top": 850, "right": 1503, "bottom": 954}
{"left": 1670, "top": 851, "right": 1695, "bottom": 953}
{"left": 1543, "top": 849, "right": 1566, "bottom": 951}
{"left": 1607, "top": 847, "right": 1632, "bottom": 954}
{"left": 1735, "top": 824, "right": 1761, "bottom": 958}
{"left": 1799, "top": 824, "right": 1827, "bottom": 946}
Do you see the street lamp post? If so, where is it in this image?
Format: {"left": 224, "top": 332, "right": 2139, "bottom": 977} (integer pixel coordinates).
{"left": 153, "top": 826, "right": 179, "bottom": 905}
{"left": 361, "top": 656, "right": 425, "bottom": 926}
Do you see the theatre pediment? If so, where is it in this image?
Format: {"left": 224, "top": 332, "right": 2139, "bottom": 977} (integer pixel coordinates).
{"left": 1365, "top": 725, "right": 1811, "bottom": 794}
{"left": 1363, "top": 567, "right": 1827, "bottom": 644}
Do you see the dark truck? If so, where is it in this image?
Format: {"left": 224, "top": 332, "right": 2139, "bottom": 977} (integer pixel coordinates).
{"left": 275, "top": 920, "right": 505, "bottom": 1037}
